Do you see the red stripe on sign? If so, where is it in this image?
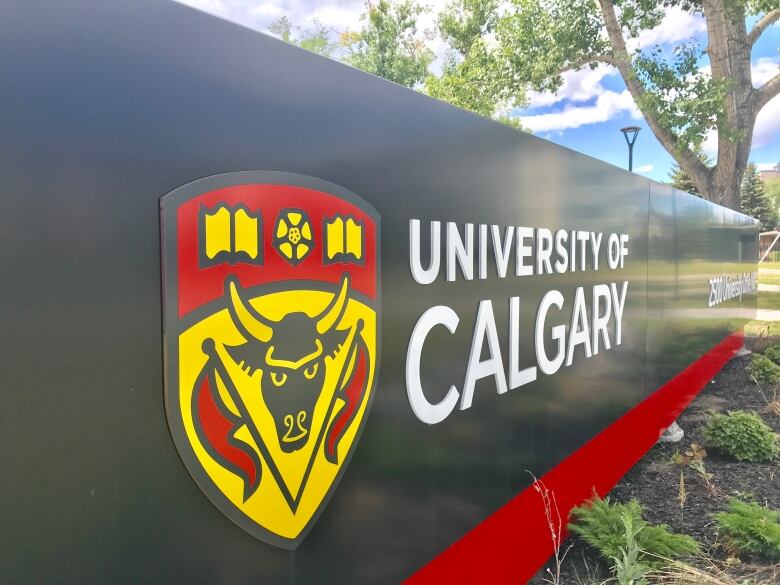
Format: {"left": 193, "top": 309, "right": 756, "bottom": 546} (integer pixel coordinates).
{"left": 405, "top": 331, "right": 744, "bottom": 585}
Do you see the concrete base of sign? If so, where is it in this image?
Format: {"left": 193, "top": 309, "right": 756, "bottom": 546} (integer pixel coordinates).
{"left": 734, "top": 346, "right": 752, "bottom": 357}
{"left": 658, "top": 420, "right": 685, "bottom": 443}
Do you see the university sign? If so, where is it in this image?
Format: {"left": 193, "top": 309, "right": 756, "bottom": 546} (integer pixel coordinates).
{"left": 1, "top": 1, "right": 760, "bottom": 584}
{"left": 163, "top": 174, "right": 641, "bottom": 546}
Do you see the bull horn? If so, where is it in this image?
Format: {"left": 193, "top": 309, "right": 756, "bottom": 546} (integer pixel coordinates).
{"left": 226, "top": 277, "right": 274, "bottom": 342}
{"left": 316, "top": 274, "right": 350, "bottom": 334}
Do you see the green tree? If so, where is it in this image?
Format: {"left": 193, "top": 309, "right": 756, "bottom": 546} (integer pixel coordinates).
{"left": 669, "top": 163, "right": 700, "bottom": 196}
{"left": 342, "top": 1, "right": 434, "bottom": 88}
{"left": 741, "top": 163, "right": 776, "bottom": 230}
{"left": 269, "top": 16, "right": 338, "bottom": 57}
{"left": 765, "top": 177, "right": 780, "bottom": 217}
{"left": 433, "top": 0, "right": 780, "bottom": 208}
{"left": 669, "top": 148, "right": 712, "bottom": 196}
{"left": 425, "top": 0, "right": 527, "bottom": 129}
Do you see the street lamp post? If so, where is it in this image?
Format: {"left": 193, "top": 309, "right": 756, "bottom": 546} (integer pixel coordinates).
{"left": 620, "top": 126, "right": 641, "bottom": 171}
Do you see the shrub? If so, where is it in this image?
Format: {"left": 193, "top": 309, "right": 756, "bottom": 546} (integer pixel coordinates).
{"left": 612, "top": 512, "right": 651, "bottom": 585}
{"left": 748, "top": 354, "right": 780, "bottom": 384}
{"left": 702, "top": 411, "right": 779, "bottom": 462}
{"left": 763, "top": 344, "right": 780, "bottom": 366}
{"left": 569, "top": 497, "right": 699, "bottom": 566}
{"left": 713, "top": 498, "right": 780, "bottom": 562}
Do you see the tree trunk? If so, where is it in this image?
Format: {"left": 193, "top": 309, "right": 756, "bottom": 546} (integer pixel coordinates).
{"left": 701, "top": 0, "right": 755, "bottom": 210}
{"left": 707, "top": 165, "right": 743, "bottom": 210}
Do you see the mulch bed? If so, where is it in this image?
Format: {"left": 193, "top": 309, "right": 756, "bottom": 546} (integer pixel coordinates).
{"left": 530, "top": 336, "right": 780, "bottom": 584}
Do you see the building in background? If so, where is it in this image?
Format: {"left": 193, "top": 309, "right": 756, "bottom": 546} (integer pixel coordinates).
{"left": 759, "top": 164, "right": 780, "bottom": 182}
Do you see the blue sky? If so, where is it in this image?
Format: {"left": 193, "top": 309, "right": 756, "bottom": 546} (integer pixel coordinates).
{"left": 178, "top": 0, "right": 779, "bottom": 183}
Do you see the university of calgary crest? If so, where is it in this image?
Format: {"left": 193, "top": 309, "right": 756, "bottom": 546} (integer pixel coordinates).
{"left": 160, "top": 171, "right": 380, "bottom": 548}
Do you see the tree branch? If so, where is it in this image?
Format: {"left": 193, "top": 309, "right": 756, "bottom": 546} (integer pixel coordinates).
{"left": 756, "top": 71, "right": 780, "bottom": 112}
{"left": 558, "top": 54, "right": 615, "bottom": 74}
{"left": 596, "top": 0, "right": 711, "bottom": 189}
{"left": 748, "top": 10, "right": 779, "bottom": 46}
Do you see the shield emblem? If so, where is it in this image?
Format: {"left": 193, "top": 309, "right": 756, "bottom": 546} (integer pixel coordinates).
{"left": 161, "top": 171, "right": 380, "bottom": 549}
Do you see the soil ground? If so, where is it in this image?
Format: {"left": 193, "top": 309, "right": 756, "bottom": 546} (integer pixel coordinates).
{"left": 530, "top": 336, "right": 780, "bottom": 584}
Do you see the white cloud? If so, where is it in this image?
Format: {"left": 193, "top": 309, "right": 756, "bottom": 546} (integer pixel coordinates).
{"left": 519, "top": 66, "right": 641, "bottom": 132}
{"left": 754, "top": 95, "right": 780, "bottom": 148}
{"left": 308, "top": 5, "right": 363, "bottom": 31}
{"left": 519, "top": 89, "right": 641, "bottom": 132}
{"left": 630, "top": 7, "right": 706, "bottom": 51}
{"left": 176, "top": 0, "right": 368, "bottom": 35}
{"left": 251, "top": 3, "right": 284, "bottom": 20}
{"left": 757, "top": 162, "right": 779, "bottom": 171}
{"left": 702, "top": 129, "right": 718, "bottom": 155}
{"left": 526, "top": 65, "right": 615, "bottom": 109}
{"left": 183, "top": 0, "right": 229, "bottom": 14}
{"left": 636, "top": 164, "right": 654, "bottom": 173}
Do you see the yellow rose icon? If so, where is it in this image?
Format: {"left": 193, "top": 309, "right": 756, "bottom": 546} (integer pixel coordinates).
{"left": 273, "top": 209, "right": 314, "bottom": 265}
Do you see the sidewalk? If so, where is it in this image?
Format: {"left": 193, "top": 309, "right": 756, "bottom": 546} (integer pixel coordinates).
{"left": 756, "top": 309, "right": 780, "bottom": 321}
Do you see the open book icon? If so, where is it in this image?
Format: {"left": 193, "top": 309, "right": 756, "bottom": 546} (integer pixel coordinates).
{"left": 324, "top": 215, "right": 364, "bottom": 265}
{"left": 199, "top": 204, "right": 263, "bottom": 267}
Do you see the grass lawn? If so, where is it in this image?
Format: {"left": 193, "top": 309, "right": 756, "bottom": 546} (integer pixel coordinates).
{"left": 760, "top": 261, "right": 780, "bottom": 270}
{"left": 759, "top": 274, "right": 780, "bottom": 285}
{"left": 758, "top": 291, "right": 780, "bottom": 310}
{"left": 744, "top": 320, "right": 780, "bottom": 336}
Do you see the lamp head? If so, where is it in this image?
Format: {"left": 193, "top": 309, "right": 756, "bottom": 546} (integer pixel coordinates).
{"left": 620, "top": 126, "right": 641, "bottom": 146}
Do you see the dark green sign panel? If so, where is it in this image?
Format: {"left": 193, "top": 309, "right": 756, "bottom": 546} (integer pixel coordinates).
{"left": 0, "top": 1, "right": 757, "bottom": 583}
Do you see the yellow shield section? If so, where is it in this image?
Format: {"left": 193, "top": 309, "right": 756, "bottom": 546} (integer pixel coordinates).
{"left": 178, "top": 288, "right": 376, "bottom": 541}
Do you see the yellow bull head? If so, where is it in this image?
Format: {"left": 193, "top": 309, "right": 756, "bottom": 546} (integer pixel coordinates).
{"left": 223, "top": 274, "right": 353, "bottom": 453}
